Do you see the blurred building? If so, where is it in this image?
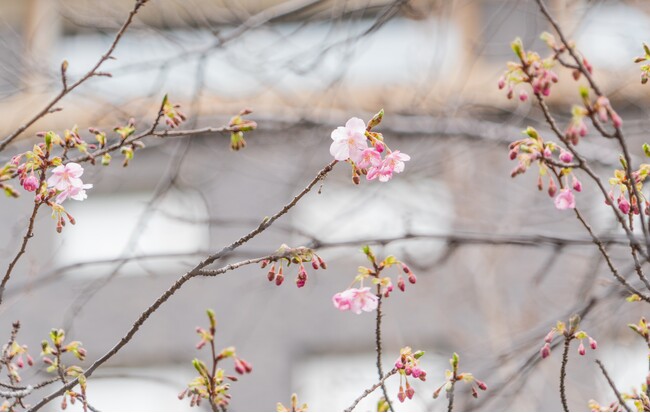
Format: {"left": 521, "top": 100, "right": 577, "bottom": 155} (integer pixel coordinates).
{"left": 1, "top": 0, "right": 650, "bottom": 411}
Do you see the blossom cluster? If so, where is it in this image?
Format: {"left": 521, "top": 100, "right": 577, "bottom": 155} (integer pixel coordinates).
{"left": 277, "top": 394, "right": 308, "bottom": 412}
{"left": 509, "top": 127, "right": 582, "bottom": 210}
{"left": 180, "top": 310, "right": 252, "bottom": 410}
{"left": 330, "top": 110, "right": 410, "bottom": 183}
{"left": 394, "top": 347, "right": 427, "bottom": 403}
{"left": 498, "top": 36, "right": 559, "bottom": 101}
{"left": 539, "top": 315, "right": 597, "bottom": 359}
{"left": 332, "top": 246, "right": 416, "bottom": 315}
{"left": 634, "top": 43, "right": 650, "bottom": 84}
{"left": 260, "top": 245, "right": 326, "bottom": 288}
{"left": 606, "top": 158, "right": 650, "bottom": 216}
{"left": 41, "top": 328, "right": 89, "bottom": 410}
{"left": 433, "top": 353, "right": 487, "bottom": 401}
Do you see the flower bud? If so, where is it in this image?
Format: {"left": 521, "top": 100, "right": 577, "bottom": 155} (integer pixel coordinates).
{"left": 589, "top": 337, "right": 597, "bottom": 350}
{"left": 540, "top": 343, "right": 551, "bottom": 359}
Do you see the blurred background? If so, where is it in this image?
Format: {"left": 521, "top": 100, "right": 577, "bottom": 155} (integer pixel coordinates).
{"left": 1, "top": 0, "right": 650, "bottom": 410}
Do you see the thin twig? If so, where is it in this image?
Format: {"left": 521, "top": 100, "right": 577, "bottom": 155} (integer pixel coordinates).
{"left": 344, "top": 368, "right": 398, "bottom": 412}
{"left": 0, "top": 0, "right": 148, "bottom": 152}
{"left": 595, "top": 359, "right": 630, "bottom": 412}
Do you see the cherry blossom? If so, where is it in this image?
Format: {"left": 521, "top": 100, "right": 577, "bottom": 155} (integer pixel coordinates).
{"left": 47, "top": 162, "right": 92, "bottom": 203}
{"left": 367, "top": 150, "right": 411, "bottom": 182}
{"left": 329, "top": 117, "right": 368, "bottom": 163}
{"left": 554, "top": 189, "right": 575, "bottom": 210}
{"left": 22, "top": 175, "right": 39, "bottom": 192}
{"left": 332, "top": 287, "right": 378, "bottom": 314}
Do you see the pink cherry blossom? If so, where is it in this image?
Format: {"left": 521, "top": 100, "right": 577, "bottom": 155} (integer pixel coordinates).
{"left": 367, "top": 150, "right": 411, "bottom": 182}
{"left": 554, "top": 189, "right": 575, "bottom": 210}
{"left": 329, "top": 117, "right": 368, "bottom": 163}
{"left": 47, "top": 163, "right": 85, "bottom": 191}
{"left": 22, "top": 175, "right": 39, "bottom": 192}
{"left": 55, "top": 183, "right": 93, "bottom": 204}
{"left": 47, "top": 162, "right": 92, "bottom": 203}
{"left": 357, "top": 148, "right": 382, "bottom": 169}
{"left": 332, "top": 287, "right": 378, "bottom": 314}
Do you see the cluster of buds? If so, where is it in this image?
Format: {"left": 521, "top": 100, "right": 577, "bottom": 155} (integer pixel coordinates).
{"left": 181, "top": 309, "right": 252, "bottom": 410}
{"left": 332, "top": 246, "right": 416, "bottom": 315}
{"left": 277, "top": 393, "right": 308, "bottom": 412}
{"left": 628, "top": 317, "right": 650, "bottom": 342}
{"left": 161, "top": 94, "right": 187, "bottom": 128}
{"left": 509, "top": 127, "right": 582, "bottom": 210}
{"left": 498, "top": 37, "right": 558, "bottom": 101}
{"left": 593, "top": 96, "right": 622, "bottom": 129}
{"left": 1, "top": 323, "right": 34, "bottom": 384}
{"left": 394, "top": 347, "right": 426, "bottom": 403}
{"left": 565, "top": 104, "right": 589, "bottom": 145}
{"left": 540, "top": 315, "right": 597, "bottom": 359}
{"left": 587, "top": 399, "right": 623, "bottom": 412}
{"left": 330, "top": 110, "right": 411, "bottom": 184}
{"left": 634, "top": 43, "right": 650, "bottom": 84}
{"left": 40, "top": 328, "right": 89, "bottom": 410}
{"left": 41, "top": 329, "right": 87, "bottom": 371}
{"left": 621, "top": 386, "right": 650, "bottom": 412}
{"left": 227, "top": 109, "right": 257, "bottom": 151}
{"left": 606, "top": 156, "right": 650, "bottom": 216}
{"left": 261, "top": 245, "right": 326, "bottom": 288}
{"left": 433, "top": 353, "right": 487, "bottom": 401}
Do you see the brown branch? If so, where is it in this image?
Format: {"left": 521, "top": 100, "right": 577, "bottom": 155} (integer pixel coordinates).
{"left": 0, "top": 0, "right": 148, "bottom": 153}
{"left": 573, "top": 209, "right": 650, "bottom": 302}
{"left": 29, "top": 161, "right": 337, "bottom": 411}
{"left": 560, "top": 337, "right": 570, "bottom": 412}
{"left": 0, "top": 200, "right": 42, "bottom": 306}
{"left": 344, "top": 368, "right": 398, "bottom": 412}
{"left": 374, "top": 294, "right": 394, "bottom": 412}
{"left": 595, "top": 359, "right": 631, "bottom": 412}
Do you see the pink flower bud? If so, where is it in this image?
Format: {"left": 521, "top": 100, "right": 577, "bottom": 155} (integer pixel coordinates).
{"left": 544, "top": 330, "right": 554, "bottom": 343}
{"left": 312, "top": 260, "right": 319, "bottom": 270}
{"left": 618, "top": 196, "right": 631, "bottom": 215}
{"left": 275, "top": 273, "right": 284, "bottom": 286}
{"left": 589, "top": 337, "right": 597, "bottom": 350}
{"left": 397, "top": 276, "right": 405, "bottom": 292}
{"left": 405, "top": 386, "right": 415, "bottom": 399}
{"left": 498, "top": 77, "right": 506, "bottom": 90}
{"left": 548, "top": 179, "right": 557, "bottom": 198}
{"left": 578, "top": 341, "right": 586, "bottom": 356}
{"left": 572, "top": 177, "right": 582, "bottom": 192}
{"left": 476, "top": 380, "right": 488, "bottom": 391}
{"left": 611, "top": 112, "right": 622, "bottom": 128}
{"left": 411, "top": 367, "right": 422, "bottom": 378}
{"left": 408, "top": 273, "right": 417, "bottom": 284}
{"left": 559, "top": 150, "right": 573, "bottom": 163}
{"left": 541, "top": 343, "right": 551, "bottom": 359}
{"left": 26, "top": 354, "right": 33, "bottom": 366}
{"left": 509, "top": 149, "right": 518, "bottom": 160}
{"left": 16, "top": 356, "right": 23, "bottom": 369}
{"left": 374, "top": 142, "right": 385, "bottom": 153}
{"left": 543, "top": 147, "right": 552, "bottom": 158}
{"left": 397, "top": 387, "right": 406, "bottom": 403}
{"left": 395, "top": 360, "right": 404, "bottom": 369}
{"left": 519, "top": 90, "right": 529, "bottom": 102}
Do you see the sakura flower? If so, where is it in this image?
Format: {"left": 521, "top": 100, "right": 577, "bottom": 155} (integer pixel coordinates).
{"left": 332, "top": 287, "right": 378, "bottom": 314}
{"left": 367, "top": 150, "right": 410, "bottom": 182}
{"left": 22, "top": 175, "right": 39, "bottom": 192}
{"left": 554, "top": 189, "right": 575, "bottom": 210}
{"left": 47, "top": 162, "right": 92, "bottom": 203}
{"left": 47, "top": 163, "right": 84, "bottom": 191}
{"left": 357, "top": 148, "right": 382, "bottom": 170}
{"left": 330, "top": 117, "right": 368, "bottom": 163}
{"left": 55, "top": 183, "right": 93, "bottom": 204}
